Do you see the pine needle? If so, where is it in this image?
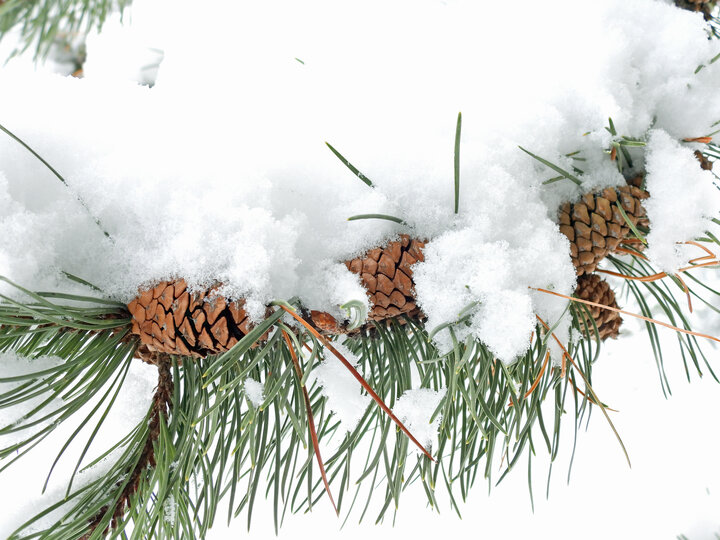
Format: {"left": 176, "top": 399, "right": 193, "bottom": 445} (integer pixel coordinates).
{"left": 277, "top": 304, "right": 435, "bottom": 461}
{"left": 0, "top": 121, "right": 113, "bottom": 241}
{"left": 347, "top": 214, "right": 407, "bottom": 225}
{"left": 454, "top": 112, "right": 462, "bottom": 214}
{"left": 325, "top": 142, "right": 374, "bottom": 187}
{"left": 281, "top": 330, "right": 338, "bottom": 515}
{"left": 519, "top": 146, "right": 583, "bottom": 186}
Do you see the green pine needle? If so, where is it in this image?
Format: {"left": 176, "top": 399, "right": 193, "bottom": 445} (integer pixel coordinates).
{"left": 0, "top": 121, "right": 112, "bottom": 240}
{"left": 454, "top": 112, "right": 462, "bottom": 214}
{"left": 0, "top": 0, "right": 131, "bottom": 61}
{"left": 519, "top": 146, "right": 583, "bottom": 186}
{"left": 2, "top": 250, "right": 719, "bottom": 537}
{"left": 325, "top": 142, "right": 374, "bottom": 187}
{"left": 347, "top": 214, "right": 407, "bottom": 225}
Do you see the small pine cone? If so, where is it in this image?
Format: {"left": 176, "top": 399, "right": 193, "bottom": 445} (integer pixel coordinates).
{"left": 345, "top": 234, "right": 425, "bottom": 323}
{"left": 558, "top": 185, "right": 649, "bottom": 276}
{"left": 127, "top": 279, "right": 270, "bottom": 357}
{"left": 574, "top": 274, "right": 623, "bottom": 340}
{"left": 309, "top": 234, "right": 426, "bottom": 334}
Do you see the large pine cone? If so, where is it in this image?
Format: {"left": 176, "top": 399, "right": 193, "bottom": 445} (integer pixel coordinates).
{"left": 128, "top": 279, "right": 269, "bottom": 357}
{"left": 574, "top": 274, "right": 623, "bottom": 340}
{"left": 558, "top": 185, "right": 649, "bottom": 276}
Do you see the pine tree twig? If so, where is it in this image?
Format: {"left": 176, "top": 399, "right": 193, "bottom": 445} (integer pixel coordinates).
{"left": 80, "top": 355, "right": 173, "bottom": 539}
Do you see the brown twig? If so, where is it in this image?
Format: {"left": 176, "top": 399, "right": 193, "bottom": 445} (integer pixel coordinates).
{"left": 281, "top": 330, "right": 338, "bottom": 515}
{"left": 80, "top": 354, "right": 174, "bottom": 538}
{"left": 278, "top": 305, "right": 435, "bottom": 461}
{"left": 532, "top": 287, "right": 720, "bottom": 344}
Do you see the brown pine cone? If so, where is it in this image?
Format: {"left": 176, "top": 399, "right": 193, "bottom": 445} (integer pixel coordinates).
{"left": 558, "top": 185, "right": 649, "bottom": 276}
{"left": 308, "top": 234, "right": 427, "bottom": 335}
{"left": 344, "top": 234, "right": 425, "bottom": 323}
{"left": 127, "top": 279, "right": 270, "bottom": 357}
{"left": 574, "top": 274, "right": 623, "bottom": 340}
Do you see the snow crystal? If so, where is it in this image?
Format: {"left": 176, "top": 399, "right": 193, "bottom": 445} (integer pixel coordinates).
{"left": 163, "top": 494, "right": 176, "bottom": 524}
{"left": 0, "top": 0, "right": 717, "bottom": 359}
{"left": 243, "top": 378, "right": 264, "bottom": 408}
{"left": 644, "top": 130, "right": 720, "bottom": 273}
{"left": 392, "top": 388, "right": 446, "bottom": 454}
{"left": 296, "top": 262, "right": 369, "bottom": 327}
{"left": 309, "top": 342, "right": 371, "bottom": 433}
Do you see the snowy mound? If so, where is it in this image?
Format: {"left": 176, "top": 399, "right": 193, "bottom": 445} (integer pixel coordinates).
{"left": 0, "top": 0, "right": 718, "bottom": 363}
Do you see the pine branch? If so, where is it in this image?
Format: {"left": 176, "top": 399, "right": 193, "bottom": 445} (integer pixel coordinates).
{"left": 0, "top": 0, "right": 132, "bottom": 60}
{"left": 2, "top": 258, "right": 718, "bottom": 536}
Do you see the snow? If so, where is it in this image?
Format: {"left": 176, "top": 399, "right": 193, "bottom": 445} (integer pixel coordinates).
{"left": 391, "top": 388, "right": 446, "bottom": 454}
{"left": 413, "top": 220, "right": 574, "bottom": 363}
{"left": 309, "top": 342, "right": 371, "bottom": 433}
{"left": 0, "top": 352, "right": 66, "bottom": 448}
{"left": 84, "top": 9, "right": 164, "bottom": 86}
{"left": 0, "top": 1, "right": 717, "bottom": 368}
{"left": 644, "top": 130, "right": 720, "bottom": 273}
{"left": 243, "top": 377, "right": 264, "bottom": 408}
{"left": 163, "top": 494, "right": 176, "bottom": 524}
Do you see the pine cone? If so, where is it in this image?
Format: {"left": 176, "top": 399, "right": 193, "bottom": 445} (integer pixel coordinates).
{"left": 345, "top": 234, "right": 425, "bottom": 323}
{"left": 558, "top": 185, "right": 649, "bottom": 276}
{"left": 308, "top": 234, "right": 426, "bottom": 334}
{"left": 127, "top": 279, "right": 269, "bottom": 357}
{"left": 574, "top": 274, "right": 623, "bottom": 340}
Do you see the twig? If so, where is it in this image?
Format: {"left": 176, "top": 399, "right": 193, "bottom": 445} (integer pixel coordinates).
{"left": 80, "top": 355, "right": 173, "bottom": 538}
{"left": 281, "top": 330, "right": 338, "bottom": 515}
